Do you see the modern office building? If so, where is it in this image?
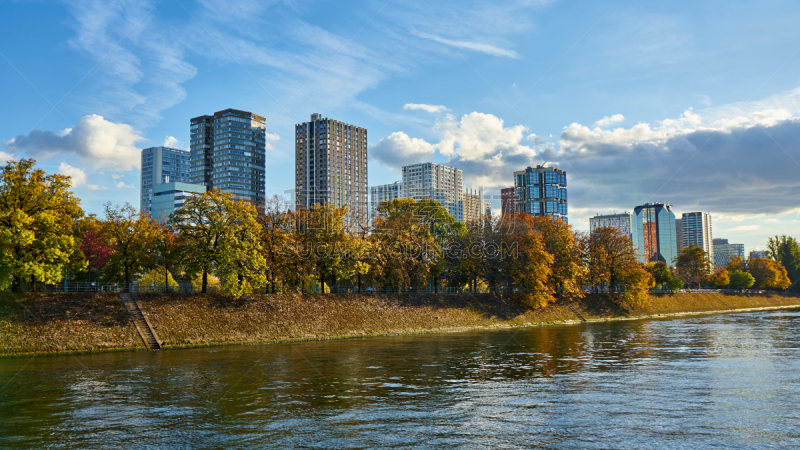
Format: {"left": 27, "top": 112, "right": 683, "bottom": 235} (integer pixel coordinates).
{"left": 681, "top": 212, "right": 713, "bottom": 263}
{"left": 485, "top": 201, "right": 492, "bottom": 219}
{"left": 150, "top": 182, "right": 207, "bottom": 223}
{"left": 675, "top": 218, "right": 683, "bottom": 250}
{"left": 513, "top": 165, "right": 568, "bottom": 223}
{"left": 401, "top": 162, "right": 463, "bottom": 222}
{"left": 370, "top": 181, "right": 403, "bottom": 216}
{"left": 632, "top": 202, "right": 678, "bottom": 265}
{"left": 589, "top": 212, "right": 633, "bottom": 241}
{"left": 140, "top": 146, "right": 191, "bottom": 214}
{"left": 750, "top": 250, "right": 766, "bottom": 260}
{"left": 295, "top": 113, "right": 368, "bottom": 227}
{"left": 190, "top": 108, "right": 267, "bottom": 204}
{"left": 712, "top": 238, "right": 745, "bottom": 269}
{"left": 462, "top": 187, "right": 484, "bottom": 224}
{"left": 500, "top": 187, "right": 515, "bottom": 217}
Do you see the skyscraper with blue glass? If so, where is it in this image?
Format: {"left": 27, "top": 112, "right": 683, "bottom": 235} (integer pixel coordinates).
{"left": 513, "top": 165, "right": 568, "bottom": 223}
{"left": 632, "top": 202, "right": 679, "bottom": 265}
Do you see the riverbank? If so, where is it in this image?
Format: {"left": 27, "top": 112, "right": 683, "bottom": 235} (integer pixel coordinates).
{"left": 2, "top": 291, "right": 799, "bottom": 356}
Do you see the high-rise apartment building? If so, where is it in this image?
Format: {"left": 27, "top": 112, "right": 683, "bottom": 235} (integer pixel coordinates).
{"left": 190, "top": 108, "right": 267, "bottom": 204}
{"left": 295, "top": 113, "right": 368, "bottom": 226}
{"left": 401, "top": 162, "right": 463, "bottom": 222}
{"left": 140, "top": 146, "right": 191, "bottom": 214}
{"left": 462, "top": 188, "right": 484, "bottom": 224}
{"left": 500, "top": 187, "right": 515, "bottom": 217}
{"left": 681, "top": 212, "right": 713, "bottom": 263}
{"left": 513, "top": 165, "right": 568, "bottom": 223}
{"left": 150, "top": 182, "right": 207, "bottom": 223}
{"left": 633, "top": 202, "right": 678, "bottom": 265}
{"left": 750, "top": 250, "right": 766, "bottom": 260}
{"left": 712, "top": 238, "right": 745, "bottom": 269}
{"left": 589, "top": 212, "right": 633, "bottom": 241}
{"left": 370, "top": 181, "right": 403, "bottom": 216}
{"left": 675, "top": 218, "right": 683, "bottom": 250}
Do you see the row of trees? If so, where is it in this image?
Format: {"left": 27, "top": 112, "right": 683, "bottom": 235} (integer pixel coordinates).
{"left": 1, "top": 159, "right": 797, "bottom": 306}
{"left": 644, "top": 242, "right": 796, "bottom": 292}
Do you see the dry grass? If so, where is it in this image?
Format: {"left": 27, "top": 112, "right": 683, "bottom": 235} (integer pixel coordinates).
{"left": 572, "top": 292, "right": 800, "bottom": 320}
{"left": 3, "top": 291, "right": 799, "bottom": 355}
{"left": 0, "top": 292, "right": 144, "bottom": 355}
{"left": 137, "top": 293, "right": 580, "bottom": 347}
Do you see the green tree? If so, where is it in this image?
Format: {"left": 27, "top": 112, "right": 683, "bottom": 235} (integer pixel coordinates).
{"left": 0, "top": 159, "right": 84, "bottom": 290}
{"left": 100, "top": 203, "right": 158, "bottom": 287}
{"left": 644, "top": 261, "right": 672, "bottom": 287}
{"left": 729, "top": 270, "right": 755, "bottom": 289}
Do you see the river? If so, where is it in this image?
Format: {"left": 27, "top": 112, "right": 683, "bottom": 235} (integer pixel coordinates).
{"left": 2, "top": 309, "right": 799, "bottom": 448}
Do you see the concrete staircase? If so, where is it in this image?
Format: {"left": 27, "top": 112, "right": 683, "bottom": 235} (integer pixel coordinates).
{"left": 120, "top": 293, "right": 161, "bottom": 350}
{"left": 566, "top": 301, "right": 587, "bottom": 322}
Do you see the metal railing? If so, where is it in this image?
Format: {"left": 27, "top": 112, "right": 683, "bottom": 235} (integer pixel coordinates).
{"left": 7, "top": 282, "right": 798, "bottom": 297}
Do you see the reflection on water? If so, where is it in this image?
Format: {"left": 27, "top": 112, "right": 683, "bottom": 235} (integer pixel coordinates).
{"left": 2, "top": 310, "right": 800, "bottom": 448}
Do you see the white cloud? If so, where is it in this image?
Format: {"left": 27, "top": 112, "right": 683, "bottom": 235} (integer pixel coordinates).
{"left": 57, "top": 162, "right": 87, "bottom": 187}
{"left": 413, "top": 31, "right": 520, "bottom": 58}
{"left": 2, "top": 115, "right": 144, "bottom": 171}
{"left": 594, "top": 114, "right": 625, "bottom": 127}
{"left": 371, "top": 132, "right": 436, "bottom": 170}
{"left": 116, "top": 181, "right": 134, "bottom": 189}
{"left": 730, "top": 225, "right": 761, "bottom": 231}
{"left": 697, "top": 94, "right": 712, "bottom": 107}
{"left": 404, "top": 103, "right": 448, "bottom": 113}
{"left": 373, "top": 112, "right": 549, "bottom": 187}
{"left": 87, "top": 184, "right": 108, "bottom": 191}
{"left": 163, "top": 136, "right": 183, "bottom": 148}
{"left": 0, "top": 151, "right": 14, "bottom": 164}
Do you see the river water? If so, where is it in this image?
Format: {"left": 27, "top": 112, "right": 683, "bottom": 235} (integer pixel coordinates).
{"left": 2, "top": 309, "right": 800, "bottom": 449}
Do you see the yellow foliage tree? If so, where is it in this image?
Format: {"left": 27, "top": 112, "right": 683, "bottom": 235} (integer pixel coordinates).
{"left": 0, "top": 159, "right": 84, "bottom": 290}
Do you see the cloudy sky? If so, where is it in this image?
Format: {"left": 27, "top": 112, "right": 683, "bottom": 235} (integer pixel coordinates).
{"left": 2, "top": 0, "right": 799, "bottom": 251}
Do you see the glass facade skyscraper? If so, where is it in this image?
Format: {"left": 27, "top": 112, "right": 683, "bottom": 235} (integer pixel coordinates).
{"left": 140, "top": 146, "right": 191, "bottom": 214}
{"left": 513, "top": 165, "right": 568, "bottom": 223}
{"left": 190, "top": 109, "right": 267, "bottom": 204}
{"left": 712, "top": 238, "right": 745, "bottom": 269}
{"left": 633, "top": 203, "right": 678, "bottom": 265}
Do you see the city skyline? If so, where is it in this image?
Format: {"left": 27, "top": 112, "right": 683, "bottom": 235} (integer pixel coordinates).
{"left": 2, "top": 1, "right": 799, "bottom": 251}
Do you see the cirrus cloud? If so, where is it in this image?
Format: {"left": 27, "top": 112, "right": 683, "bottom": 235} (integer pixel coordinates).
{"left": 404, "top": 103, "right": 448, "bottom": 113}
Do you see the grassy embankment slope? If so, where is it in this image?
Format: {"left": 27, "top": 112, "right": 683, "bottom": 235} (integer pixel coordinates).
{"left": 2, "top": 291, "right": 799, "bottom": 355}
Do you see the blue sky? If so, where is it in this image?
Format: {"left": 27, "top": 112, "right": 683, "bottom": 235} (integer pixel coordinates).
{"left": 2, "top": 0, "right": 800, "bottom": 252}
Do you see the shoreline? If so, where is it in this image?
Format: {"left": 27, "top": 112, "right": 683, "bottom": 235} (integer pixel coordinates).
{"left": 2, "top": 292, "right": 799, "bottom": 358}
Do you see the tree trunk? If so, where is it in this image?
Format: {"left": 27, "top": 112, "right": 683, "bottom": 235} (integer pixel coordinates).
{"left": 202, "top": 270, "right": 208, "bottom": 294}
{"left": 124, "top": 264, "right": 130, "bottom": 292}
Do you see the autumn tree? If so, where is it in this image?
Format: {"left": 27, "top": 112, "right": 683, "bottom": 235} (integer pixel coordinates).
{"left": 100, "top": 203, "right": 158, "bottom": 287}
{"left": 766, "top": 235, "right": 800, "bottom": 292}
{"left": 0, "top": 159, "right": 84, "bottom": 290}
{"left": 674, "top": 245, "right": 712, "bottom": 288}
{"left": 507, "top": 214, "right": 554, "bottom": 308}
{"left": 587, "top": 226, "right": 653, "bottom": 306}
{"left": 529, "top": 216, "right": 585, "bottom": 300}
{"left": 726, "top": 255, "right": 746, "bottom": 274}
{"left": 76, "top": 215, "right": 112, "bottom": 282}
{"left": 257, "top": 196, "right": 292, "bottom": 293}
{"left": 171, "top": 190, "right": 266, "bottom": 297}
{"left": 749, "top": 258, "right": 791, "bottom": 290}
{"left": 712, "top": 268, "right": 730, "bottom": 288}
